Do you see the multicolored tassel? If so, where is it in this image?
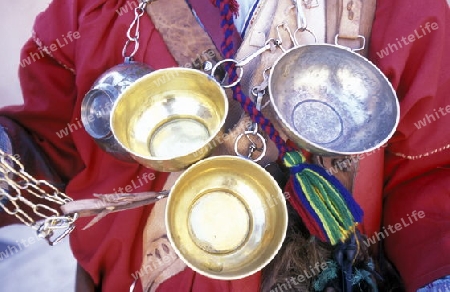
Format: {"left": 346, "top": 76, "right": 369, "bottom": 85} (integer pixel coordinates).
{"left": 283, "top": 152, "right": 363, "bottom": 245}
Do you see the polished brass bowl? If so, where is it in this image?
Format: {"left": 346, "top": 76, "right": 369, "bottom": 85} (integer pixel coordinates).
{"left": 111, "top": 68, "right": 228, "bottom": 172}
{"left": 269, "top": 44, "right": 400, "bottom": 155}
{"left": 166, "top": 156, "right": 287, "bottom": 280}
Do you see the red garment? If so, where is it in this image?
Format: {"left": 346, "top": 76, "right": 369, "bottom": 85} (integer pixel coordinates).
{"left": 1, "top": 0, "right": 257, "bottom": 291}
{"left": 368, "top": 0, "right": 450, "bottom": 291}
{"left": 0, "top": 0, "right": 448, "bottom": 291}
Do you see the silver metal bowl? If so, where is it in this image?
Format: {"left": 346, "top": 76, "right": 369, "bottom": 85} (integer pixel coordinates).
{"left": 81, "top": 61, "right": 153, "bottom": 161}
{"left": 269, "top": 44, "right": 400, "bottom": 156}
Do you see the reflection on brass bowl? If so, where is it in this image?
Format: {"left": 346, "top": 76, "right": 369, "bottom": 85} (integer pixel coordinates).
{"left": 166, "top": 156, "right": 288, "bottom": 280}
{"left": 111, "top": 68, "right": 228, "bottom": 172}
{"left": 269, "top": 44, "right": 400, "bottom": 156}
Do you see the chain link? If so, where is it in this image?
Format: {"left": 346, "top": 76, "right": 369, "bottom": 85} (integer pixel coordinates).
{"left": 0, "top": 150, "right": 78, "bottom": 246}
{"left": 0, "top": 0, "right": 159, "bottom": 246}
{"left": 0, "top": 0, "right": 158, "bottom": 246}
{"left": 122, "top": 0, "right": 157, "bottom": 60}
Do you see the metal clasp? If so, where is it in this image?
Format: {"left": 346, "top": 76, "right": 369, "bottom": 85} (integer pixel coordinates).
{"left": 122, "top": 0, "right": 157, "bottom": 60}
{"left": 211, "top": 39, "right": 282, "bottom": 88}
{"left": 36, "top": 214, "right": 79, "bottom": 246}
{"left": 334, "top": 34, "right": 366, "bottom": 52}
{"left": 251, "top": 68, "right": 272, "bottom": 111}
{"left": 234, "top": 123, "right": 267, "bottom": 162}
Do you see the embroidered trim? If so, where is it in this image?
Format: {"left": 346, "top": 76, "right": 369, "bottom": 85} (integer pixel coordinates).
{"left": 391, "top": 142, "right": 450, "bottom": 160}
{"left": 32, "top": 30, "right": 75, "bottom": 74}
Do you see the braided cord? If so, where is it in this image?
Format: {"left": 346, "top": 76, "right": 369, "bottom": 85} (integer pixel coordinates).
{"left": 214, "top": 0, "right": 295, "bottom": 159}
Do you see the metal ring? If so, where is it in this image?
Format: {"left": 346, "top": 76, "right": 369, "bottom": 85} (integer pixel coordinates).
{"left": 294, "top": 27, "right": 317, "bottom": 45}
{"left": 210, "top": 59, "right": 243, "bottom": 88}
{"left": 122, "top": 39, "right": 140, "bottom": 59}
{"left": 234, "top": 131, "right": 267, "bottom": 162}
{"left": 276, "top": 23, "right": 296, "bottom": 48}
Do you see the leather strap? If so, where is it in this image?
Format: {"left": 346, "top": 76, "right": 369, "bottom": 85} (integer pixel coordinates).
{"left": 326, "top": 0, "right": 377, "bottom": 56}
{"left": 338, "top": 0, "right": 362, "bottom": 39}
{"left": 145, "top": 0, "right": 222, "bottom": 69}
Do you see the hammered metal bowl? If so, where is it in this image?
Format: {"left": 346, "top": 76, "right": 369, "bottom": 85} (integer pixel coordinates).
{"left": 269, "top": 44, "right": 400, "bottom": 155}
{"left": 81, "top": 61, "right": 153, "bottom": 161}
{"left": 111, "top": 68, "right": 228, "bottom": 172}
{"left": 166, "top": 156, "right": 287, "bottom": 280}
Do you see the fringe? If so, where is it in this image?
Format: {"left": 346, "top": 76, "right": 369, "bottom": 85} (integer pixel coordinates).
{"left": 210, "top": 0, "right": 240, "bottom": 17}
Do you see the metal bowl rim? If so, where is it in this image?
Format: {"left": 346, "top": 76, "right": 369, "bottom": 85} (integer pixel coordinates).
{"left": 81, "top": 83, "right": 117, "bottom": 140}
{"left": 268, "top": 43, "right": 400, "bottom": 155}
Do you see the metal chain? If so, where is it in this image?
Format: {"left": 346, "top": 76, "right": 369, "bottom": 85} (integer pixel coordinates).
{"left": 122, "top": 0, "right": 156, "bottom": 61}
{"left": 0, "top": 1, "right": 158, "bottom": 246}
{"left": 0, "top": 150, "right": 78, "bottom": 246}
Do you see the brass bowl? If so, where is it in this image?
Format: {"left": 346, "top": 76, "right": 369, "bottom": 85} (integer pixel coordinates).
{"left": 111, "top": 68, "right": 228, "bottom": 172}
{"left": 166, "top": 156, "right": 288, "bottom": 280}
{"left": 269, "top": 44, "right": 400, "bottom": 156}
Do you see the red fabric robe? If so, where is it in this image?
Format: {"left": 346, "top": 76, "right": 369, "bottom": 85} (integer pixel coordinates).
{"left": 0, "top": 0, "right": 449, "bottom": 291}
{"left": 369, "top": 0, "right": 450, "bottom": 291}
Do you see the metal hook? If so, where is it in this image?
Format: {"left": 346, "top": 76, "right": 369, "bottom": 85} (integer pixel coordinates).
{"left": 211, "top": 39, "right": 282, "bottom": 88}
{"left": 234, "top": 123, "right": 267, "bottom": 162}
{"left": 237, "top": 38, "right": 282, "bottom": 67}
{"left": 294, "top": 27, "right": 318, "bottom": 45}
{"left": 276, "top": 23, "right": 295, "bottom": 50}
{"left": 287, "top": 2, "right": 317, "bottom": 47}
{"left": 251, "top": 68, "right": 272, "bottom": 111}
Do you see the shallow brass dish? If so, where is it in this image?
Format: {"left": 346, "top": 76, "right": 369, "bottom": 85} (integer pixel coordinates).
{"left": 166, "top": 156, "right": 287, "bottom": 280}
{"left": 269, "top": 44, "right": 400, "bottom": 155}
{"left": 111, "top": 68, "right": 228, "bottom": 172}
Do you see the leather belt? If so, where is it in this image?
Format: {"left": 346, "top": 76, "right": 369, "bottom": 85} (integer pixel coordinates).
{"left": 145, "top": 0, "right": 223, "bottom": 75}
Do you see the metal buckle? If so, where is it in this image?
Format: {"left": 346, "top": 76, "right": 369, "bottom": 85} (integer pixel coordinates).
{"left": 334, "top": 34, "right": 366, "bottom": 52}
{"left": 234, "top": 123, "right": 267, "bottom": 162}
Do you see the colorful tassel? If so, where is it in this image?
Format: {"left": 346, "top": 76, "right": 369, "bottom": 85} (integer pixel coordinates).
{"left": 283, "top": 152, "right": 363, "bottom": 245}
